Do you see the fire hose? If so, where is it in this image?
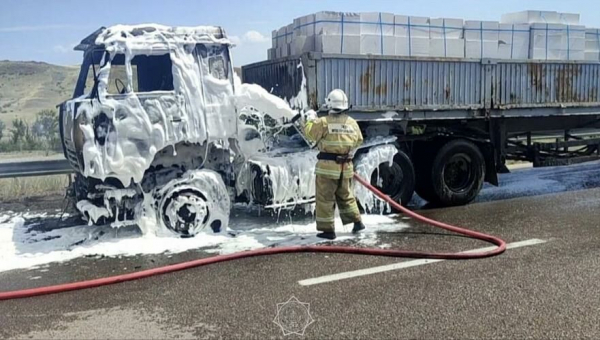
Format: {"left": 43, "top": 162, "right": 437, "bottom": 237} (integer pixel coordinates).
{"left": 0, "top": 173, "right": 506, "bottom": 301}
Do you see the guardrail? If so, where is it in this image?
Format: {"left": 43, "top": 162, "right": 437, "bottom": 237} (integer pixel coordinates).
{"left": 0, "top": 159, "right": 73, "bottom": 179}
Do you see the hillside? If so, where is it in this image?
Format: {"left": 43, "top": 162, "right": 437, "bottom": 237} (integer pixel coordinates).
{"left": 0, "top": 63, "right": 244, "bottom": 128}
{"left": 0, "top": 61, "right": 79, "bottom": 127}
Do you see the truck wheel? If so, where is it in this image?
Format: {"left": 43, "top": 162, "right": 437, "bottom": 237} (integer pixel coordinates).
{"left": 371, "top": 150, "right": 415, "bottom": 206}
{"left": 156, "top": 169, "right": 230, "bottom": 237}
{"left": 429, "top": 139, "right": 485, "bottom": 206}
{"left": 414, "top": 150, "right": 438, "bottom": 204}
{"left": 355, "top": 147, "right": 415, "bottom": 213}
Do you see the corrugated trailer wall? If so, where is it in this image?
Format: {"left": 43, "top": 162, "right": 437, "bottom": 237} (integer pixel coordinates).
{"left": 241, "top": 57, "right": 304, "bottom": 104}
{"left": 493, "top": 61, "right": 600, "bottom": 109}
{"left": 242, "top": 53, "right": 600, "bottom": 114}
{"left": 315, "top": 56, "right": 486, "bottom": 112}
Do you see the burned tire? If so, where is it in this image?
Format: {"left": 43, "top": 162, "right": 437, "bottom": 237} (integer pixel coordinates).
{"left": 371, "top": 150, "right": 415, "bottom": 207}
{"left": 427, "top": 139, "right": 485, "bottom": 206}
{"left": 355, "top": 146, "right": 415, "bottom": 213}
{"left": 156, "top": 169, "right": 230, "bottom": 237}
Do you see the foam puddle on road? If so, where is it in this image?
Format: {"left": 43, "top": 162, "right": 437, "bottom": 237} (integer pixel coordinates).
{"left": 0, "top": 211, "right": 407, "bottom": 273}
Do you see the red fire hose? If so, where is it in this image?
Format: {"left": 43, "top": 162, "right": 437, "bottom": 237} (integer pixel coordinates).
{"left": 0, "top": 174, "right": 506, "bottom": 301}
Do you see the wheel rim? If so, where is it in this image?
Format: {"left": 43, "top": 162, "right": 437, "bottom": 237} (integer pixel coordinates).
{"left": 370, "top": 161, "right": 404, "bottom": 198}
{"left": 442, "top": 153, "right": 474, "bottom": 193}
{"left": 161, "top": 189, "right": 209, "bottom": 236}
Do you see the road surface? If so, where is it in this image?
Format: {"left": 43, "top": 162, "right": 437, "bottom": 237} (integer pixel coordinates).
{"left": 1, "top": 162, "right": 600, "bottom": 339}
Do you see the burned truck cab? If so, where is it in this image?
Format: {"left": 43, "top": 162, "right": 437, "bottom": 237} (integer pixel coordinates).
{"left": 59, "top": 25, "right": 237, "bottom": 236}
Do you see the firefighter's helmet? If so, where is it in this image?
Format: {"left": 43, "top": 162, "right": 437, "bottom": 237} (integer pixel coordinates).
{"left": 325, "top": 89, "right": 349, "bottom": 114}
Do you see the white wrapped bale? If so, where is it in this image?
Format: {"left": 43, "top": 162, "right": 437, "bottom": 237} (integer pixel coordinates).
{"left": 291, "top": 36, "right": 315, "bottom": 55}
{"left": 530, "top": 24, "right": 586, "bottom": 60}
{"left": 293, "top": 14, "right": 316, "bottom": 37}
{"left": 276, "top": 43, "right": 290, "bottom": 58}
{"left": 276, "top": 26, "right": 288, "bottom": 50}
{"left": 272, "top": 30, "right": 277, "bottom": 48}
{"left": 360, "top": 34, "right": 395, "bottom": 55}
{"left": 585, "top": 29, "right": 600, "bottom": 61}
{"left": 360, "top": 12, "right": 394, "bottom": 36}
{"left": 501, "top": 10, "right": 559, "bottom": 24}
{"left": 395, "top": 37, "right": 429, "bottom": 56}
{"left": 316, "top": 34, "right": 360, "bottom": 54}
{"left": 430, "top": 38, "right": 465, "bottom": 58}
{"left": 585, "top": 51, "right": 600, "bottom": 61}
{"left": 394, "top": 15, "right": 429, "bottom": 38}
{"left": 314, "top": 11, "right": 360, "bottom": 35}
{"left": 465, "top": 41, "right": 498, "bottom": 59}
{"left": 498, "top": 24, "right": 530, "bottom": 59}
{"left": 430, "top": 18, "right": 463, "bottom": 39}
{"left": 465, "top": 21, "right": 499, "bottom": 41}
{"left": 286, "top": 24, "right": 294, "bottom": 44}
{"left": 465, "top": 21, "right": 500, "bottom": 58}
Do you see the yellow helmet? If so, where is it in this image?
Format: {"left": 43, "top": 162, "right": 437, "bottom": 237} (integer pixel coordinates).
{"left": 325, "top": 89, "right": 349, "bottom": 114}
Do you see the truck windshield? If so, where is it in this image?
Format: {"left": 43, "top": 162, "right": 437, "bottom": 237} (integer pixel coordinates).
{"left": 73, "top": 51, "right": 174, "bottom": 98}
{"left": 73, "top": 50, "right": 103, "bottom": 98}
{"left": 108, "top": 53, "right": 174, "bottom": 94}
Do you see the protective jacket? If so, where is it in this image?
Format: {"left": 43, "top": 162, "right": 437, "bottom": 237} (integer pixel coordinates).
{"left": 305, "top": 114, "right": 364, "bottom": 179}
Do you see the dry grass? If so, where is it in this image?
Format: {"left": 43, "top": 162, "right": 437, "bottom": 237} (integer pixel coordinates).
{"left": 0, "top": 174, "right": 70, "bottom": 201}
{"left": 0, "top": 150, "right": 63, "bottom": 161}
{"left": 0, "top": 61, "right": 78, "bottom": 129}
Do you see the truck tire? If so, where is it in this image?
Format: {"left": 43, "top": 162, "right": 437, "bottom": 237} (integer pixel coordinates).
{"left": 356, "top": 147, "right": 415, "bottom": 213}
{"left": 428, "top": 139, "right": 485, "bottom": 206}
{"left": 156, "top": 169, "right": 230, "bottom": 237}
{"left": 382, "top": 150, "right": 415, "bottom": 206}
{"left": 414, "top": 149, "right": 438, "bottom": 204}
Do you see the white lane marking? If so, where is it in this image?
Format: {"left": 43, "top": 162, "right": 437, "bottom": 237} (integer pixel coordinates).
{"left": 298, "top": 238, "right": 547, "bottom": 286}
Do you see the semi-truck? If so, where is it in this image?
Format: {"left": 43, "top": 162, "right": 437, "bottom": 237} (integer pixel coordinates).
{"left": 60, "top": 24, "right": 600, "bottom": 237}
{"left": 242, "top": 53, "right": 600, "bottom": 206}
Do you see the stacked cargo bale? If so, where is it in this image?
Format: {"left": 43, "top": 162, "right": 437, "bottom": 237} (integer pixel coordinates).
{"left": 429, "top": 18, "right": 464, "bottom": 58}
{"left": 465, "top": 21, "right": 500, "bottom": 58}
{"left": 266, "top": 9, "right": 592, "bottom": 62}
{"left": 498, "top": 23, "right": 530, "bottom": 59}
{"left": 359, "top": 12, "right": 395, "bottom": 55}
{"left": 393, "top": 15, "right": 430, "bottom": 57}
{"left": 501, "top": 10, "right": 585, "bottom": 61}
{"left": 314, "top": 12, "right": 361, "bottom": 54}
{"left": 584, "top": 29, "right": 600, "bottom": 61}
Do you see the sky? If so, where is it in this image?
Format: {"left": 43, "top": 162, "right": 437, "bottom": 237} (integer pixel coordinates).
{"left": 0, "top": 0, "right": 599, "bottom": 67}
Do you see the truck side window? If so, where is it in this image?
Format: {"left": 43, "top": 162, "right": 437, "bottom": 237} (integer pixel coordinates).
{"left": 209, "top": 57, "right": 226, "bottom": 80}
{"left": 195, "top": 44, "right": 230, "bottom": 80}
{"left": 107, "top": 53, "right": 174, "bottom": 94}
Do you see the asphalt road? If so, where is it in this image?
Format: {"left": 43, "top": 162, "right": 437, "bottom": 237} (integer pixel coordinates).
{"left": 2, "top": 163, "right": 600, "bottom": 339}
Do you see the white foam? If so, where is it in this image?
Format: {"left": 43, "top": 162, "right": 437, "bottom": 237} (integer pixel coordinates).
{"left": 76, "top": 25, "right": 239, "bottom": 187}
{"left": 354, "top": 144, "right": 398, "bottom": 213}
{"left": 236, "top": 150, "right": 318, "bottom": 205}
{"left": 0, "top": 211, "right": 407, "bottom": 273}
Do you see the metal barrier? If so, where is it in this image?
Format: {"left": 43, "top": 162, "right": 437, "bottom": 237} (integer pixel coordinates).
{"left": 0, "top": 159, "right": 73, "bottom": 179}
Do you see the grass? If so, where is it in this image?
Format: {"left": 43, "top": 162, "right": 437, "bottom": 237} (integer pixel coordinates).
{"left": 0, "top": 174, "right": 70, "bottom": 201}
{"left": 0, "top": 150, "right": 62, "bottom": 161}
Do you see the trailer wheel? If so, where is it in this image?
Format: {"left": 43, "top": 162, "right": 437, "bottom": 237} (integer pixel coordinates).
{"left": 414, "top": 150, "right": 438, "bottom": 204}
{"left": 429, "top": 139, "right": 485, "bottom": 206}
{"left": 370, "top": 150, "right": 415, "bottom": 207}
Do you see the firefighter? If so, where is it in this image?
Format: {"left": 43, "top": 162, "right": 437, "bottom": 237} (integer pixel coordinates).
{"left": 304, "top": 89, "right": 366, "bottom": 240}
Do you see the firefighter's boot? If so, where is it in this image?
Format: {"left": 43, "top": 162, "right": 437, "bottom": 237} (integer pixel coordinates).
{"left": 317, "top": 232, "right": 337, "bottom": 240}
{"left": 352, "top": 222, "right": 366, "bottom": 234}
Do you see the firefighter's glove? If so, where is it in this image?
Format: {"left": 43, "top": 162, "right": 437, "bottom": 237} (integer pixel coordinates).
{"left": 304, "top": 110, "right": 318, "bottom": 122}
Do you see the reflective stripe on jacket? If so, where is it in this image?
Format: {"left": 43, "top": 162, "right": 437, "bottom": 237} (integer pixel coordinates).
{"left": 305, "top": 114, "right": 364, "bottom": 179}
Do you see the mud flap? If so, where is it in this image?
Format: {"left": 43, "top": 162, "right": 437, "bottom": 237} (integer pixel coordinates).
{"left": 481, "top": 143, "right": 499, "bottom": 186}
